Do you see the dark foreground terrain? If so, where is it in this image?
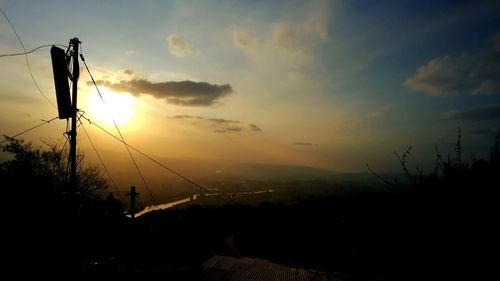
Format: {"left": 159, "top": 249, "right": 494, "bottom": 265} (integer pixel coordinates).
{"left": 2, "top": 136, "right": 499, "bottom": 280}
{"left": 6, "top": 175, "right": 498, "bottom": 281}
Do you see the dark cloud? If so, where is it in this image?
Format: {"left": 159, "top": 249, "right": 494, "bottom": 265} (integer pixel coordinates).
{"left": 293, "top": 142, "right": 313, "bottom": 146}
{"left": 90, "top": 79, "right": 234, "bottom": 106}
{"left": 214, "top": 126, "right": 245, "bottom": 133}
{"left": 171, "top": 115, "right": 194, "bottom": 119}
{"left": 443, "top": 104, "right": 500, "bottom": 121}
{"left": 249, "top": 123, "right": 262, "bottom": 132}
{"left": 169, "top": 114, "right": 261, "bottom": 134}
{"left": 208, "top": 118, "right": 240, "bottom": 124}
{"left": 404, "top": 45, "right": 500, "bottom": 96}
{"left": 207, "top": 118, "right": 242, "bottom": 133}
{"left": 124, "top": 69, "right": 134, "bottom": 75}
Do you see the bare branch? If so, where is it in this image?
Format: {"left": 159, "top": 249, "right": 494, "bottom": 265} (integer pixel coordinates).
{"left": 365, "top": 163, "right": 396, "bottom": 187}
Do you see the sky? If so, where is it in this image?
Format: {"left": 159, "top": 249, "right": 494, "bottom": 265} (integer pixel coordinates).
{"left": 1, "top": 0, "right": 500, "bottom": 181}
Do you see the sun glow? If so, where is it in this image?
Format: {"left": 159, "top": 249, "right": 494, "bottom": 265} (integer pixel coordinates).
{"left": 87, "top": 89, "right": 135, "bottom": 126}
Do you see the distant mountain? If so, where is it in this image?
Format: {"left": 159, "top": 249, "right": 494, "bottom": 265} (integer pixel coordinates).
{"left": 85, "top": 149, "right": 338, "bottom": 181}
{"left": 215, "top": 163, "right": 337, "bottom": 180}
{"left": 85, "top": 149, "right": 404, "bottom": 188}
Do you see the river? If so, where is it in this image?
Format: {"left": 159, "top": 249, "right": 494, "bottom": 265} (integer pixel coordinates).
{"left": 133, "top": 189, "right": 274, "bottom": 217}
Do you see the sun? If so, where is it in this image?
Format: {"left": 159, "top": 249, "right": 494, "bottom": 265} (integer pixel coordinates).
{"left": 87, "top": 88, "right": 135, "bottom": 126}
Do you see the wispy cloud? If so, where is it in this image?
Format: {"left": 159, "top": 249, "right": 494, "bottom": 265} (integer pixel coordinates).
{"left": 169, "top": 115, "right": 262, "bottom": 134}
{"left": 215, "top": 126, "right": 244, "bottom": 133}
{"left": 293, "top": 142, "right": 313, "bottom": 146}
{"left": 232, "top": 20, "right": 327, "bottom": 67}
{"left": 167, "top": 34, "right": 193, "bottom": 58}
{"left": 231, "top": 1, "right": 330, "bottom": 69}
{"left": 443, "top": 104, "right": 500, "bottom": 120}
{"left": 171, "top": 114, "right": 195, "bottom": 119}
{"left": 91, "top": 79, "right": 234, "bottom": 106}
{"left": 405, "top": 38, "right": 500, "bottom": 96}
{"left": 404, "top": 54, "right": 470, "bottom": 97}
{"left": 208, "top": 118, "right": 240, "bottom": 124}
{"left": 249, "top": 123, "right": 262, "bottom": 132}
{"left": 123, "top": 69, "right": 135, "bottom": 76}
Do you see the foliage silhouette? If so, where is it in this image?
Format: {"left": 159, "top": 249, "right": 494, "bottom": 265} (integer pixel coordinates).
{"left": 1, "top": 136, "right": 122, "bottom": 212}
{"left": 1, "top": 136, "right": 125, "bottom": 278}
{"left": 363, "top": 129, "right": 499, "bottom": 280}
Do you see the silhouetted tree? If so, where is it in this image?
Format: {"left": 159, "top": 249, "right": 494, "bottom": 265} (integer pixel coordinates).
{"left": 1, "top": 136, "right": 127, "bottom": 278}
{"left": 0, "top": 136, "right": 123, "bottom": 219}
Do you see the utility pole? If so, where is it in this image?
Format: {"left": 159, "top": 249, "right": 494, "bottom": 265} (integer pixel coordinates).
{"left": 129, "top": 186, "right": 140, "bottom": 220}
{"left": 69, "top": 38, "right": 80, "bottom": 189}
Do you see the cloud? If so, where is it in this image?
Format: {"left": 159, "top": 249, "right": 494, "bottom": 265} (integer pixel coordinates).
{"left": 91, "top": 79, "right": 234, "bottom": 106}
{"left": 443, "top": 104, "right": 500, "bottom": 121}
{"left": 404, "top": 45, "right": 500, "bottom": 96}
{"left": 232, "top": 21, "right": 326, "bottom": 66}
{"left": 249, "top": 123, "right": 262, "bottom": 132}
{"left": 232, "top": 29, "right": 263, "bottom": 49}
{"left": 167, "top": 34, "right": 193, "bottom": 57}
{"left": 231, "top": 1, "right": 330, "bottom": 68}
{"left": 125, "top": 50, "right": 138, "bottom": 56}
{"left": 169, "top": 115, "right": 261, "bottom": 133}
{"left": 293, "top": 142, "right": 313, "bottom": 146}
{"left": 404, "top": 55, "right": 470, "bottom": 96}
{"left": 214, "top": 126, "right": 244, "bottom": 133}
{"left": 208, "top": 118, "right": 240, "bottom": 124}
{"left": 172, "top": 115, "right": 194, "bottom": 119}
{"left": 205, "top": 117, "right": 244, "bottom": 132}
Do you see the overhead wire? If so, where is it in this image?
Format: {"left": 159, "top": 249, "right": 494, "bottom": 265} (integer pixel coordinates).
{"left": 0, "top": 10, "right": 189, "bottom": 211}
{"left": 0, "top": 7, "right": 57, "bottom": 109}
{"left": 79, "top": 48, "right": 158, "bottom": 206}
{"left": 0, "top": 117, "right": 58, "bottom": 144}
{"left": 78, "top": 119, "right": 127, "bottom": 204}
{"left": 78, "top": 113, "right": 229, "bottom": 202}
{"left": 77, "top": 46, "right": 226, "bottom": 202}
{"left": 0, "top": 44, "right": 67, "bottom": 58}
{"left": 0, "top": 8, "right": 226, "bottom": 204}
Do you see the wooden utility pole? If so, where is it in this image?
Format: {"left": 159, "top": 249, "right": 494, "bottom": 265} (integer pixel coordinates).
{"left": 129, "top": 186, "right": 140, "bottom": 220}
{"left": 69, "top": 38, "right": 80, "bottom": 189}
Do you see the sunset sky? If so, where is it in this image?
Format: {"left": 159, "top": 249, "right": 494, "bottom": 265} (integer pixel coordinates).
{"left": 1, "top": 0, "right": 499, "bottom": 179}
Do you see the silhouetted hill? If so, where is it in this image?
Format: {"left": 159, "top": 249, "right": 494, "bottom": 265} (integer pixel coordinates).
{"left": 215, "top": 163, "right": 336, "bottom": 180}
{"left": 86, "top": 149, "right": 338, "bottom": 182}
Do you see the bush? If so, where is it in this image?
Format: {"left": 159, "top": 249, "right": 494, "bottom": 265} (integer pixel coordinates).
{"left": 0, "top": 136, "right": 124, "bottom": 220}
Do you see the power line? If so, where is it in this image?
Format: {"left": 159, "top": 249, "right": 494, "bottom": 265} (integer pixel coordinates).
{"left": 78, "top": 119, "right": 125, "bottom": 199}
{"left": 79, "top": 113, "right": 228, "bottom": 202}
{"left": 114, "top": 122, "right": 158, "bottom": 205}
{"left": 0, "top": 44, "right": 67, "bottom": 58}
{"left": 80, "top": 52, "right": 158, "bottom": 206}
{"left": 0, "top": 6, "right": 56, "bottom": 109}
{"left": 0, "top": 117, "right": 58, "bottom": 144}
